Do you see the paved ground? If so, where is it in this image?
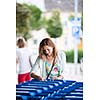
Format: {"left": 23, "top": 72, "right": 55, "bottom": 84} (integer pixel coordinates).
{"left": 63, "top": 63, "right": 83, "bottom": 82}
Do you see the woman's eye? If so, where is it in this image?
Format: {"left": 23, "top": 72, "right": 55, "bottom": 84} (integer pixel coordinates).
{"left": 43, "top": 50, "right": 46, "bottom": 53}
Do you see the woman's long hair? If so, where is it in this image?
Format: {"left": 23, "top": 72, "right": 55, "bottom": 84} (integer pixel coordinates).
{"left": 39, "top": 38, "right": 58, "bottom": 59}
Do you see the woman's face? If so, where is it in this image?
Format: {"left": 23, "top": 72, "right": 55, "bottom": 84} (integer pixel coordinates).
{"left": 43, "top": 46, "right": 53, "bottom": 56}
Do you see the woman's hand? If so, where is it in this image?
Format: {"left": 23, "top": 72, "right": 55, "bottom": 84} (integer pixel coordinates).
{"left": 51, "top": 76, "right": 57, "bottom": 80}
{"left": 31, "top": 73, "right": 44, "bottom": 81}
{"left": 57, "top": 75, "right": 64, "bottom": 79}
{"left": 51, "top": 75, "right": 63, "bottom": 80}
{"left": 36, "top": 76, "right": 45, "bottom": 81}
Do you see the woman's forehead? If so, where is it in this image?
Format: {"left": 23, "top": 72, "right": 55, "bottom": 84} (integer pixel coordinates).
{"left": 43, "top": 45, "right": 52, "bottom": 49}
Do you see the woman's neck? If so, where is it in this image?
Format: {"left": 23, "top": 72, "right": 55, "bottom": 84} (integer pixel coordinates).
{"left": 46, "top": 56, "right": 54, "bottom": 64}
{"left": 46, "top": 55, "right": 53, "bottom": 60}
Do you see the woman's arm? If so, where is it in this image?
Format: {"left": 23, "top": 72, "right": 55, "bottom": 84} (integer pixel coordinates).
{"left": 30, "top": 56, "right": 44, "bottom": 81}
{"left": 31, "top": 73, "right": 44, "bottom": 81}
{"left": 30, "top": 56, "right": 39, "bottom": 73}
{"left": 57, "top": 75, "right": 64, "bottom": 79}
{"left": 58, "top": 51, "right": 66, "bottom": 79}
{"left": 51, "top": 75, "right": 64, "bottom": 80}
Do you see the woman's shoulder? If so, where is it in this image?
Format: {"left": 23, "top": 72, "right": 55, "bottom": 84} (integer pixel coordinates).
{"left": 35, "top": 56, "right": 44, "bottom": 62}
{"left": 57, "top": 50, "right": 66, "bottom": 61}
{"left": 58, "top": 50, "right": 65, "bottom": 56}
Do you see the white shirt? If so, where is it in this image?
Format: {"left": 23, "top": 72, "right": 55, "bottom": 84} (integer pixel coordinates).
{"left": 30, "top": 51, "right": 66, "bottom": 79}
{"left": 16, "top": 47, "right": 31, "bottom": 74}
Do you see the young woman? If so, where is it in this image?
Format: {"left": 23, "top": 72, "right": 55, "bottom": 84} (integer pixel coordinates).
{"left": 30, "top": 38, "right": 66, "bottom": 81}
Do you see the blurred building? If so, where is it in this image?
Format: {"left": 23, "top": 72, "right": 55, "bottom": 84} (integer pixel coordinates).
{"left": 45, "top": 0, "right": 83, "bottom": 12}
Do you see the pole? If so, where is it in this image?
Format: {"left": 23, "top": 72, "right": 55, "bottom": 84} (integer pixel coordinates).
{"left": 74, "top": 0, "right": 78, "bottom": 64}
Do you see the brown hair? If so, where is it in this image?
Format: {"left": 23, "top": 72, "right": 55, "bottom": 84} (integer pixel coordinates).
{"left": 39, "top": 38, "right": 58, "bottom": 59}
{"left": 17, "top": 38, "right": 25, "bottom": 48}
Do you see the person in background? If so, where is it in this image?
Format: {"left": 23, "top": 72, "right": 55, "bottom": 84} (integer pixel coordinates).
{"left": 16, "top": 37, "right": 32, "bottom": 84}
{"left": 30, "top": 38, "right": 66, "bottom": 81}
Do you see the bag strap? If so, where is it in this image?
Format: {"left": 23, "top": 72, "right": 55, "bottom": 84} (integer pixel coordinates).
{"left": 46, "top": 58, "right": 55, "bottom": 79}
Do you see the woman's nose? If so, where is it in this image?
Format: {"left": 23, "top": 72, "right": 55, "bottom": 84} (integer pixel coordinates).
{"left": 45, "top": 50, "right": 49, "bottom": 53}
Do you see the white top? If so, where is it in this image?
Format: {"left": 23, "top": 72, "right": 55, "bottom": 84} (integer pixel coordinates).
{"left": 30, "top": 51, "right": 66, "bottom": 79}
{"left": 16, "top": 47, "right": 32, "bottom": 74}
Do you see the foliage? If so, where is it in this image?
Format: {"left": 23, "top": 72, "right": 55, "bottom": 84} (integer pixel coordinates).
{"left": 16, "top": 3, "right": 42, "bottom": 40}
{"left": 46, "top": 10, "right": 63, "bottom": 38}
{"left": 16, "top": 4, "right": 64, "bottom": 40}
{"left": 65, "top": 49, "right": 83, "bottom": 63}
{"left": 68, "top": 14, "right": 74, "bottom": 21}
{"left": 16, "top": 3, "right": 31, "bottom": 40}
{"left": 24, "top": 4, "right": 42, "bottom": 30}
{"left": 78, "top": 49, "right": 83, "bottom": 62}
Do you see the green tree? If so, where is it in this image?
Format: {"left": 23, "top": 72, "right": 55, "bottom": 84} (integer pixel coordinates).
{"left": 16, "top": 3, "right": 32, "bottom": 40}
{"left": 24, "top": 4, "right": 42, "bottom": 30}
{"left": 68, "top": 14, "right": 74, "bottom": 21}
{"left": 16, "top": 3, "right": 43, "bottom": 40}
{"left": 65, "top": 49, "right": 83, "bottom": 63}
{"left": 46, "top": 10, "right": 63, "bottom": 38}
